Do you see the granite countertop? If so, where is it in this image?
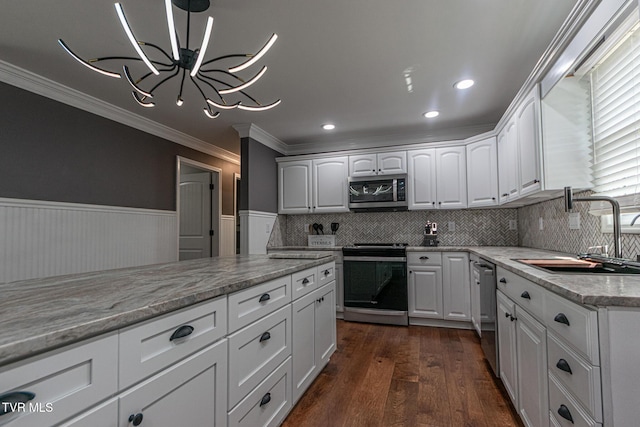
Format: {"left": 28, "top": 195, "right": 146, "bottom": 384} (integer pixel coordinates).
{"left": 0, "top": 254, "right": 334, "bottom": 366}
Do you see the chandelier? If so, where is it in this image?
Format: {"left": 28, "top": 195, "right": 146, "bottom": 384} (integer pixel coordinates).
{"left": 58, "top": 0, "right": 280, "bottom": 119}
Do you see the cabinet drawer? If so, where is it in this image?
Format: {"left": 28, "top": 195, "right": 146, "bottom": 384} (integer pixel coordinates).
{"left": 229, "top": 275, "right": 292, "bottom": 333}
{"left": 548, "top": 332, "right": 602, "bottom": 422}
{"left": 292, "top": 267, "right": 318, "bottom": 300}
{"left": 496, "top": 267, "right": 544, "bottom": 320}
{"left": 548, "top": 372, "right": 599, "bottom": 427}
{"left": 543, "top": 291, "right": 599, "bottom": 364}
{"left": 228, "top": 305, "right": 292, "bottom": 409}
{"left": 317, "top": 261, "right": 336, "bottom": 288}
{"left": 228, "top": 357, "right": 292, "bottom": 427}
{"left": 59, "top": 398, "right": 118, "bottom": 427}
{"left": 118, "top": 339, "right": 227, "bottom": 427}
{"left": 119, "top": 296, "right": 227, "bottom": 390}
{"left": 407, "top": 252, "right": 442, "bottom": 266}
{"left": 0, "top": 333, "right": 118, "bottom": 427}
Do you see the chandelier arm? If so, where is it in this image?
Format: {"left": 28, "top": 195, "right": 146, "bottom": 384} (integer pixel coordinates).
{"left": 115, "top": 3, "right": 160, "bottom": 75}
{"left": 194, "top": 74, "right": 225, "bottom": 103}
{"left": 92, "top": 56, "right": 174, "bottom": 68}
{"left": 198, "top": 74, "right": 261, "bottom": 105}
{"left": 190, "top": 76, "right": 221, "bottom": 119}
{"left": 138, "top": 42, "right": 174, "bottom": 62}
{"left": 219, "top": 66, "right": 267, "bottom": 95}
{"left": 58, "top": 39, "right": 121, "bottom": 78}
{"left": 147, "top": 67, "right": 181, "bottom": 95}
{"left": 124, "top": 65, "right": 177, "bottom": 97}
{"left": 200, "top": 54, "right": 251, "bottom": 67}
{"left": 177, "top": 68, "right": 187, "bottom": 103}
{"left": 198, "top": 68, "right": 246, "bottom": 84}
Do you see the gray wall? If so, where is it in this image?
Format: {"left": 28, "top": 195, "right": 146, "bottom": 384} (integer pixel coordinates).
{"left": 240, "top": 137, "right": 280, "bottom": 213}
{"left": 0, "top": 82, "right": 239, "bottom": 214}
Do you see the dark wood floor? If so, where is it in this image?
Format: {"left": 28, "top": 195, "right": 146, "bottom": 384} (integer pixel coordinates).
{"left": 282, "top": 320, "right": 523, "bottom": 427}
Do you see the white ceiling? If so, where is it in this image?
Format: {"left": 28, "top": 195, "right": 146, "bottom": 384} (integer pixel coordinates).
{"left": 0, "top": 0, "right": 579, "bottom": 156}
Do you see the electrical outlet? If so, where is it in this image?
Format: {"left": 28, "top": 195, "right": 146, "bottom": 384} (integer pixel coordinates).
{"left": 569, "top": 212, "right": 581, "bottom": 230}
{"left": 448, "top": 221, "right": 456, "bottom": 232}
{"left": 509, "top": 220, "right": 517, "bottom": 230}
{"left": 539, "top": 217, "right": 544, "bottom": 231}
{"left": 304, "top": 224, "right": 309, "bottom": 233}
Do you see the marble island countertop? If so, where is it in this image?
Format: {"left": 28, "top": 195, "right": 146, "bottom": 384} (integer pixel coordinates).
{"left": 270, "top": 245, "right": 640, "bottom": 308}
{"left": 0, "top": 254, "right": 334, "bottom": 366}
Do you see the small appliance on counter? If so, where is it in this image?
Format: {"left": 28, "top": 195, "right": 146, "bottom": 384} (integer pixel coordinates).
{"left": 423, "top": 221, "right": 439, "bottom": 246}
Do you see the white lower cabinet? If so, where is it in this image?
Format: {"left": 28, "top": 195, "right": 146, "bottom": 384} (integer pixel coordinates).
{"left": 228, "top": 358, "right": 293, "bottom": 427}
{"left": 292, "top": 281, "right": 336, "bottom": 403}
{"left": 60, "top": 398, "right": 118, "bottom": 427}
{"left": 408, "top": 252, "right": 470, "bottom": 323}
{"left": 497, "top": 290, "right": 548, "bottom": 427}
{"left": 118, "top": 339, "right": 228, "bottom": 427}
{"left": 469, "top": 255, "right": 481, "bottom": 336}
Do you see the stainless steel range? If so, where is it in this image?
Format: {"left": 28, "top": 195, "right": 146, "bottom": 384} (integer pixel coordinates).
{"left": 342, "top": 243, "right": 409, "bottom": 326}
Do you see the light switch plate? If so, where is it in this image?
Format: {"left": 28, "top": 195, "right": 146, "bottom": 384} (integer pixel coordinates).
{"left": 539, "top": 217, "right": 544, "bottom": 231}
{"left": 569, "top": 212, "right": 581, "bottom": 230}
{"left": 509, "top": 220, "right": 517, "bottom": 230}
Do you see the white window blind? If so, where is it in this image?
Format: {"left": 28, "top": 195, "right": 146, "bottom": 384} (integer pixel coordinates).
{"left": 590, "top": 19, "right": 640, "bottom": 205}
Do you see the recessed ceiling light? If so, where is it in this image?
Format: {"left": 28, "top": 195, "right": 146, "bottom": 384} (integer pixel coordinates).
{"left": 454, "top": 79, "right": 475, "bottom": 90}
{"left": 322, "top": 124, "right": 335, "bottom": 130}
{"left": 423, "top": 111, "right": 439, "bottom": 118}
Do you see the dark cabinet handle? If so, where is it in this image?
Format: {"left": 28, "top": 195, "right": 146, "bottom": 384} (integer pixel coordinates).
{"left": 324, "top": 269, "right": 330, "bottom": 276}
{"left": 0, "top": 391, "right": 36, "bottom": 416}
{"left": 419, "top": 256, "right": 429, "bottom": 260}
{"left": 502, "top": 193, "right": 509, "bottom": 197}
{"left": 557, "top": 404, "right": 574, "bottom": 423}
{"left": 259, "top": 332, "right": 271, "bottom": 342}
{"left": 554, "top": 313, "right": 570, "bottom": 326}
{"left": 169, "top": 325, "right": 194, "bottom": 342}
{"left": 129, "top": 413, "right": 144, "bottom": 426}
{"left": 505, "top": 312, "right": 510, "bottom": 318}
{"left": 556, "top": 359, "right": 572, "bottom": 374}
{"left": 260, "top": 392, "right": 271, "bottom": 407}
{"left": 510, "top": 314, "right": 517, "bottom": 322}
{"left": 520, "top": 291, "right": 531, "bottom": 299}
{"left": 499, "top": 278, "right": 507, "bottom": 283}
{"left": 534, "top": 179, "right": 540, "bottom": 183}
{"left": 259, "top": 293, "right": 271, "bottom": 303}
{"left": 302, "top": 278, "right": 309, "bottom": 285}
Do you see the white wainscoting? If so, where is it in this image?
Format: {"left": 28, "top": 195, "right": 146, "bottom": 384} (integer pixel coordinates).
{"left": 0, "top": 198, "right": 177, "bottom": 284}
{"left": 239, "top": 210, "right": 277, "bottom": 255}
{"left": 220, "top": 215, "right": 236, "bottom": 256}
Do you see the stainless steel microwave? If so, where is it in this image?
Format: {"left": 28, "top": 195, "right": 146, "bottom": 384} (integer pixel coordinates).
{"left": 348, "top": 174, "right": 408, "bottom": 211}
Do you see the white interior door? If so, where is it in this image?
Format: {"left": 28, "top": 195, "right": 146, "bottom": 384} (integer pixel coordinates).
{"left": 179, "top": 172, "right": 212, "bottom": 260}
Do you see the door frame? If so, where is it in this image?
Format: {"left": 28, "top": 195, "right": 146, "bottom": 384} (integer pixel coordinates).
{"left": 176, "top": 156, "right": 222, "bottom": 259}
{"left": 233, "top": 172, "right": 241, "bottom": 254}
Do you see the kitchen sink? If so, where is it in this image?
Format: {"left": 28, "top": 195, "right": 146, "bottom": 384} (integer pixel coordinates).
{"left": 515, "top": 258, "right": 640, "bottom": 275}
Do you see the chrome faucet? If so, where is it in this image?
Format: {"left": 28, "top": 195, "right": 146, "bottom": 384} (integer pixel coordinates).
{"left": 564, "top": 186, "right": 622, "bottom": 258}
{"left": 630, "top": 214, "right": 640, "bottom": 226}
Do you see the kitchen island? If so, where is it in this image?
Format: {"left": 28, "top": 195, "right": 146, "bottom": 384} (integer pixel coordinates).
{"left": 0, "top": 253, "right": 337, "bottom": 427}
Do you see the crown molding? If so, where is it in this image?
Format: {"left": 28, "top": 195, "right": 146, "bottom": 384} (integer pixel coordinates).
{"left": 0, "top": 60, "right": 240, "bottom": 165}
{"left": 233, "top": 123, "right": 288, "bottom": 155}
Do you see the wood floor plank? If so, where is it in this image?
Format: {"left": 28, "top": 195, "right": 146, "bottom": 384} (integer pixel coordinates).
{"left": 282, "top": 321, "right": 521, "bottom": 427}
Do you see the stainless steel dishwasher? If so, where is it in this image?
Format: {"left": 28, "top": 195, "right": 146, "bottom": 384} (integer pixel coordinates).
{"left": 473, "top": 259, "right": 499, "bottom": 377}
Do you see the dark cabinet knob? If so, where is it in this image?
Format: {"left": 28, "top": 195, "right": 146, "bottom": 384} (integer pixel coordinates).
{"left": 169, "top": 325, "right": 194, "bottom": 342}
{"left": 438, "top": 201, "right": 442, "bottom": 205}
{"left": 556, "top": 359, "right": 572, "bottom": 374}
{"left": 557, "top": 404, "right": 574, "bottom": 423}
{"left": 554, "top": 313, "right": 570, "bottom": 326}
{"left": 324, "top": 270, "right": 330, "bottom": 276}
{"left": 302, "top": 278, "right": 310, "bottom": 285}
{"left": 259, "top": 293, "right": 271, "bottom": 303}
{"left": 520, "top": 291, "right": 531, "bottom": 300}
{"left": 129, "top": 413, "right": 144, "bottom": 426}
{"left": 0, "top": 391, "right": 36, "bottom": 416}
{"left": 260, "top": 393, "right": 271, "bottom": 407}
{"left": 259, "top": 332, "right": 271, "bottom": 342}
{"left": 499, "top": 278, "right": 507, "bottom": 283}
{"left": 505, "top": 312, "right": 510, "bottom": 318}
{"left": 492, "top": 197, "right": 496, "bottom": 200}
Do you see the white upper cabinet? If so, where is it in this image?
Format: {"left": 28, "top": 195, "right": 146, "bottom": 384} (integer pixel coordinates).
{"left": 517, "top": 86, "right": 542, "bottom": 196}
{"left": 278, "top": 157, "right": 348, "bottom": 214}
{"left": 349, "top": 151, "right": 406, "bottom": 177}
{"left": 407, "top": 148, "right": 437, "bottom": 210}
{"left": 312, "top": 156, "right": 349, "bottom": 213}
{"left": 466, "top": 137, "right": 498, "bottom": 208}
{"left": 278, "top": 160, "right": 312, "bottom": 214}
{"left": 497, "top": 118, "right": 519, "bottom": 204}
{"left": 435, "top": 146, "right": 467, "bottom": 209}
{"left": 408, "top": 147, "right": 466, "bottom": 210}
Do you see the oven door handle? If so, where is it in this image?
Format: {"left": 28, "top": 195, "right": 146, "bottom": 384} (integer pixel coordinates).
{"left": 343, "top": 256, "right": 407, "bottom": 262}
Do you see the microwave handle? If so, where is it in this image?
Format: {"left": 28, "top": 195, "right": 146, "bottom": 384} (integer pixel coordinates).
{"left": 393, "top": 179, "right": 397, "bottom": 202}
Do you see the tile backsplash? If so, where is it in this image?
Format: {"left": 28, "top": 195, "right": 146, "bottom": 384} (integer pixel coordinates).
{"left": 268, "top": 209, "right": 518, "bottom": 247}
{"left": 518, "top": 190, "right": 640, "bottom": 257}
